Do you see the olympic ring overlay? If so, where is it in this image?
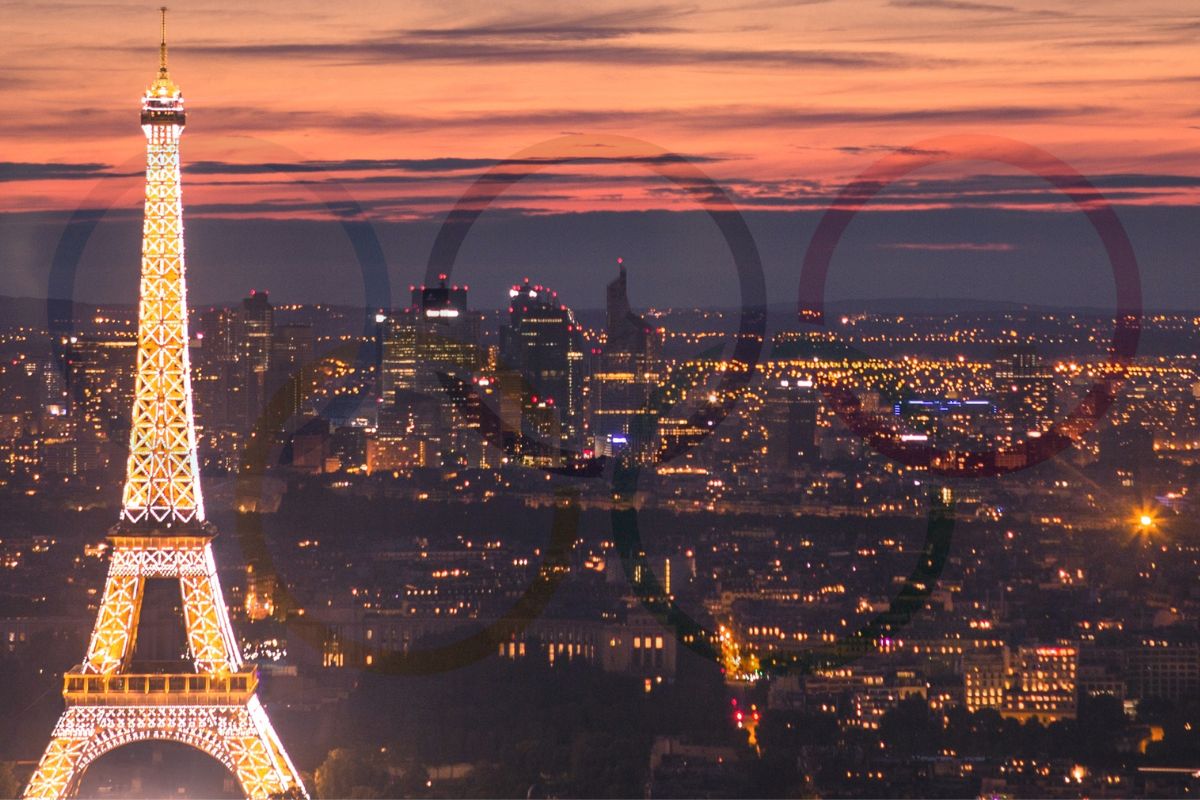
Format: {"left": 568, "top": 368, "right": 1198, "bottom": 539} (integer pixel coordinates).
{"left": 797, "top": 133, "right": 1142, "bottom": 477}
{"left": 54, "top": 132, "right": 1128, "bottom": 680}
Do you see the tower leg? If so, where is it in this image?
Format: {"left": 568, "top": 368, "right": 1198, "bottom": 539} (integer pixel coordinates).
{"left": 23, "top": 701, "right": 307, "bottom": 800}
{"left": 83, "top": 571, "right": 142, "bottom": 674}
{"left": 179, "top": 545, "right": 241, "bottom": 673}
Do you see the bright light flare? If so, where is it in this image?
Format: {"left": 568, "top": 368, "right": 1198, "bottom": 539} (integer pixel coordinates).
{"left": 1132, "top": 507, "right": 1161, "bottom": 537}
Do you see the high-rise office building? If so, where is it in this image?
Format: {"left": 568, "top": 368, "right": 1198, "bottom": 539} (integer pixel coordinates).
{"left": 271, "top": 323, "right": 314, "bottom": 368}
{"left": 377, "top": 276, "right": 483, "bottom": 469}
{"left": 269, "top": 322, "right": 315, "bottom": 423}
{"left": 995, "top": 344, "right": 1054, "bottom": 436}
{"left": 591, "top": 259, "right": 660, "bottom": 459}
{"left": 379, "top": 314, "right": 417, "bottom": 407}
{"left": 197, "top": 303, "right": 312, "bottom": 435}
{"left": 764, "top": 377, "right": 819, "bottom": 470}
{"left": 196, "top": 293, "right": 278, "bottom": 431}
{"left": 499, "top": 278, "right": 585, "bottom": 455}
{"left": 240, "top": 288, "right": 273, "bottom": 368}
{"left": 196, "top": 307, "right": 236, "bottom": 365}
{"left": 380, "top": 276, "right": 480, "bottom": 403}
{"left": 230, "top": 290, "right": 274, "bottom": 426}
{"left": 195, "top": 307, "right": 238, "bottom": 428}
{"left": 38, "top": 359, "right": 68, "bottom": 417}
{"left": 64, "top": 334, "right": 137, "bottom": 442}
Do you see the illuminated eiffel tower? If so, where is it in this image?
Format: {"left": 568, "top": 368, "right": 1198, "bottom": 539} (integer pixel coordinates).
{"left": 24, "top": 10, "right": 307, "bottom": 799}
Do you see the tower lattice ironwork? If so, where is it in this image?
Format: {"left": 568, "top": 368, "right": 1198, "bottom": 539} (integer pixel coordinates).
{"left": 24, "top": 10, "right": 307, "bottom": 799}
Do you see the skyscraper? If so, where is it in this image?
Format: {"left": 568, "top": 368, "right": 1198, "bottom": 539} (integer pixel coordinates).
{"left": 269, "top": 321, "right": 315, "bottom": 424}
{"left": 63, "top": 334, "right": 137, "bottom": 443}
{"left": 591, "top": 258, "right": 660, "bottom": 459}
{"left": 995, "top": 344, "right": 1054, "bottom": 436}
{"left": 377, "top": 275, "right": 483, "bottom": 468}
{"left": 499, "top": 278, "right": 585, "bottom": 454}
{"left": 379, "top": 276, "right": 480, "bottom": 403}
{"left": 238, "top": 289, "right": 274, "bottom": 422}
{"left": 195, "top": 307, "right": 239, "bottom": 428}
{"left": 764, "top": 377, "right": 819, "bottom": 470}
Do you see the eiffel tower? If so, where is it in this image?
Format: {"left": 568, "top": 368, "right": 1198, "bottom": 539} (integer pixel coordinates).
{"left": 24, "top": 10, "right": 307, "bottom": 799}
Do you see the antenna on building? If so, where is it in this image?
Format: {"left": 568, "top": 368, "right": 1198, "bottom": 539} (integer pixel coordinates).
{"left": 158, "top": 7, "right": 170, "bottom": 78}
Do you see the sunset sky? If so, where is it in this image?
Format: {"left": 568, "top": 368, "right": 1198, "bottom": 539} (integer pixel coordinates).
{"left": 0, "top": 0, "right": 1197, "bottom": 310}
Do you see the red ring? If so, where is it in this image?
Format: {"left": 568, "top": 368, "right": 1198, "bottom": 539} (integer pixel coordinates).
{"left": 798, "top": 134, "right": 1141, "bottom": 477}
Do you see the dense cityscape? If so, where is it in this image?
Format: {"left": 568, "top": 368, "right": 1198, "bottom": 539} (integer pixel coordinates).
{"left": 4, "top": 1, "right": 1200, "bottom": 798}
{"left": 2, "top": 269, "right": 1200, "bottom": 795}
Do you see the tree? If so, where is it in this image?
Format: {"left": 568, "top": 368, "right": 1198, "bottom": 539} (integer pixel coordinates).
{"left": 314, "top": 748, "right": 388, "bottom": 799}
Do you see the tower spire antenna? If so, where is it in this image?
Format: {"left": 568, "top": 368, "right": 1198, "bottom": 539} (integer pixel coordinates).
{"left": 158, "top": 6, "right": 169, "bottom": 78}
